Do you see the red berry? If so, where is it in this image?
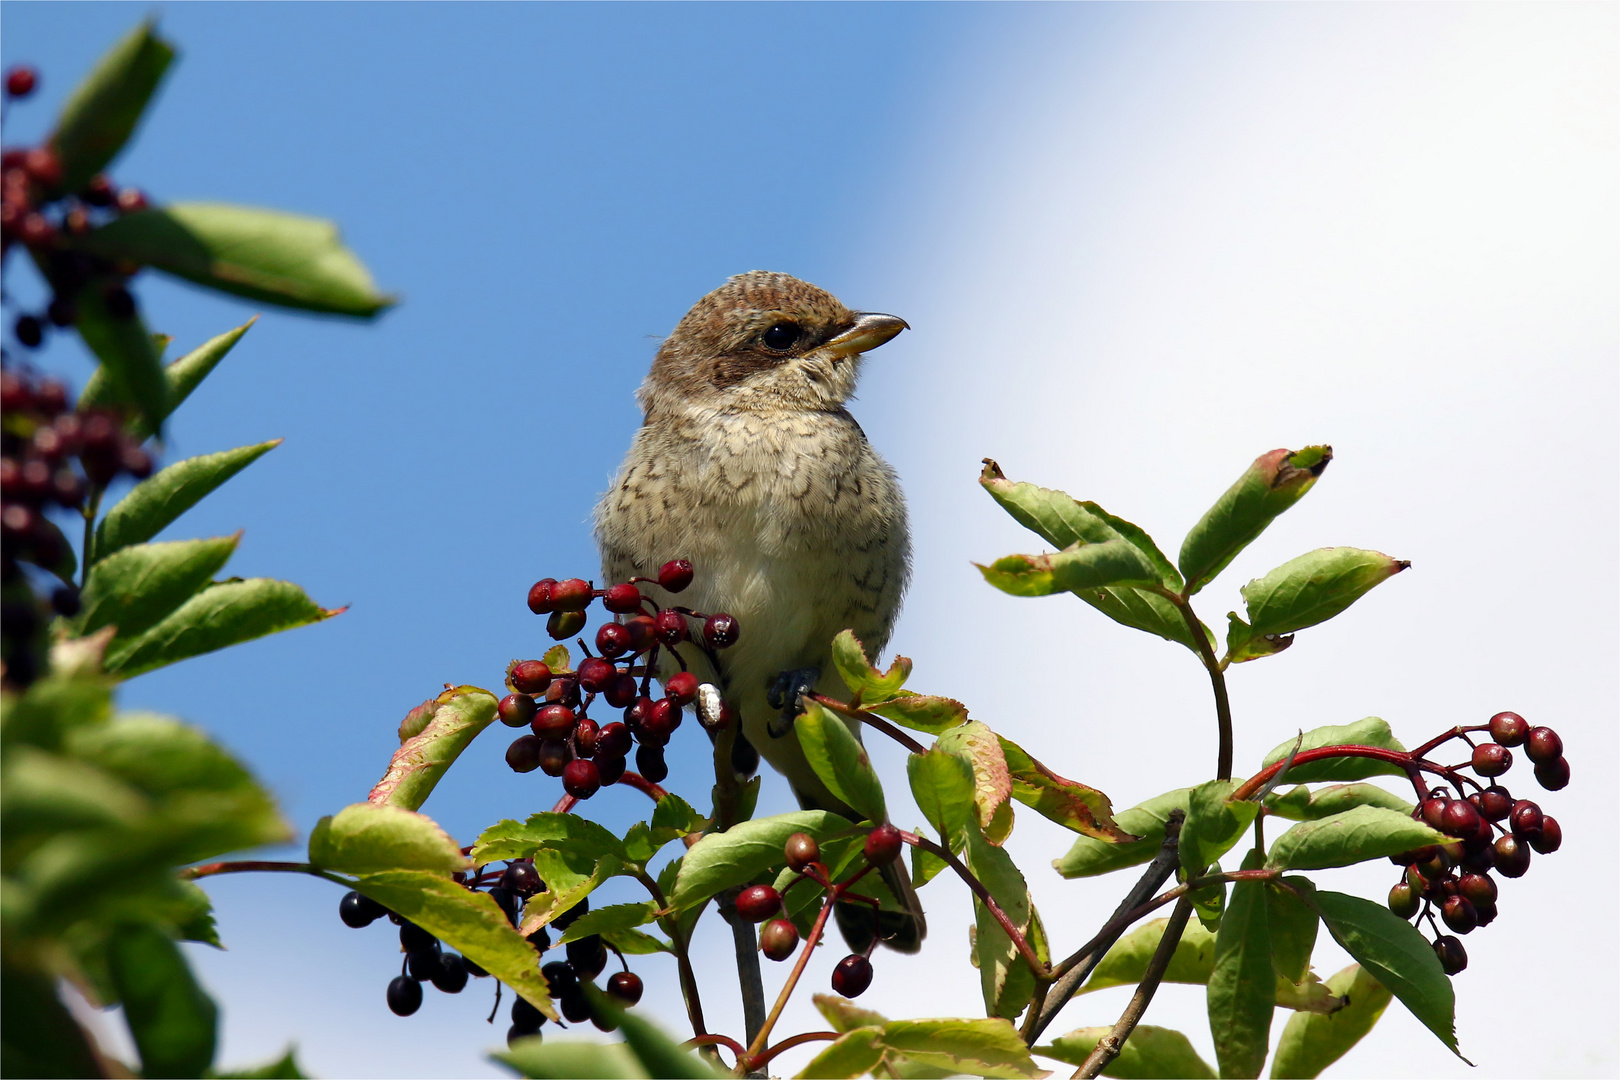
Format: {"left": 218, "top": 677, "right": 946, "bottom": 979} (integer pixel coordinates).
{"left": 664, "top": 670, "right": 699, "bottom": 705}
{"left": 115, "top": 187, "right": 147, "bottom": 213}
{"left": 1493, "top": 835, "right": 1531, "bottom": 878}
{"left": 595, "top": 622, "right": 632, "bottom": 659}
{"left": 511, "top": 660, "right": 553, "bottom": 695}
{"left": 703, "top": 612, "right": 739, "bottom": 649}
{"left": 1433, "top": 936, "right": 1467, "bottom": 975}
{"left": 5, "top": 66, "right": 38, "bottom": 98}
{"left": 759, "top": 918, "right": 800, "bottom": 962}
{"left": 831, "top": 954, "right": 873, "bottom": 997}
{"left": 641, "top": 698, "right": 681, "bottom": 741}
{"left": 562, "top": 759, "right": 601, "bottom": 799}
{"left": 499, "top": 693, "right": 538, "bottom": 728}
{"left": 1489, "top": 711, "right": 1528, "bottom": 746}
{"left": 1533, "top": 756, "right": 1570, "bottom": 791}
{"left": 1476, "top": 786, "right": 1513, "bottom": 822}
{"left": 606, "top": 971, "right": 643, "bottom": 1005}
{"left": 545, "top": 675, "right": 581, "bottom": 707}
{"left": 864, "top": 824, "right": 903, "bottom": 867}
{"left": 532, "top": 704, "right": 576, "bottom": 739}
{"left": 577, "top": 657, "right": 616, "bottom": 694}
{"left": 602, "top": 583, "right": 643, "bottom": 614}
{"left": 551, "top": 578, "right": 593, "bottom": 612}
{"left": 1530, "top": 815, "right": 1561, "bottom": 854}
{"left": 1509, "top": 800, "right": 1543, "bottom": 840}
{"left": 1524, "top": 727, "right": 1562, "bottom": 765}
{"left": 527, "top": 579, "right": 558, "bottom": 614}
{"left": 21, "top": 147, "right": 60, "bottom": 188}
{"left": 736, "top": 885, "right": 782, "bottom": 923}
{"left": 506, "top": 735, "right": 542, "bottom": 773}
{"left": 1441, "top": 895, "right": 1477, "bottom": 934}
{"left": 1457, "top": 873, "right": 1497, "bottom": 907}
{"left": 546, "top": 610, "right": 586, "bottom": 640}
{"left": 635, "top": 744, "right": 667, "bottom": 783}
{"left": 657, "top": 559, "right": 694, "bottom": 593}
{"left": 1419, "top": 797, "right": 1449, "bottom": 830}
{"left": 784, "top": 832, "right": 819, "bottom": 871}
{"left": 574, "top": 718, "right": 600, "bottom": 758}
{"left": 538, "top": 739, "right": 573, "bottom": 777}
{"left": 1438, "top": 800, "right": 1481, "bottom": 839}
{"left": 624, "top": 615, "right": 656, "bottom": 654}
{"left": 1470, "top": 743, "right": 1511, "bottom": 777}
{"left": 597, "top": 722, "right": 633, "bottom": 758}
{"left": 654, "top": 609, "right": 688, "bottom": 646}
{"left": 595, "top": 753, "right": 626, "bottom": 785}
{"left": 603, "top": 672, "right": 638, "bottom": 709}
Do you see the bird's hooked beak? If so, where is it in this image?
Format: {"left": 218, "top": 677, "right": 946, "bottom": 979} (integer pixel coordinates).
{"left": 823, "top": 312, "right": 909, "bottom": 359}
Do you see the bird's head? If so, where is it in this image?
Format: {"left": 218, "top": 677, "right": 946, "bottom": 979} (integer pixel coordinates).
{"left": 639, "top": 271, "right": 908, "bottom": 417}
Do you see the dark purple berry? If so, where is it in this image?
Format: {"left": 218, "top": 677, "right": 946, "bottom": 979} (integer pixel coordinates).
{"left": 597, "top": 721, "right": 633, "bottom": 758}
{"left": 636, "top": 744, "right": 667, "bottom": 783}
{"left": 400, "top": 921, "right": 436, "bottom": 952}
{"left": 703, "top": 612, "right": 739, "bottom": 649}
{"left": 14, "top": 314, "right": 43, "bottom": 348}
{"left": 1458, "top": 873, "right": 1497, "bottom": 907}
{"left": 562, "top": 759, "right": 601, "bottom": 799}
{"left": 573, "top": 717, "right": 600, "bottom": 757}
{"left": 507, "top": 734, "right": 543, "bottom": 773}
{"left": 1441, "top": 895, "right": 1477, "bottom": 934}
{"left": 1524, "top": 727, "right": 1562, "bottom": 765}
{"left": 760, "top": 918, "right": 800, "bottom": 961}
{"left": 537, "top": 739, "right": 572, "bottom": 777}
{"left": 1533, "top": 757, "right": 1570, "bottom": 791}
{"left": 339, "top": 890, "right": 386, "bottom": 928}
{"left": 595, "top": 752, "right": 626, "bottom": 786}
{"left": 1438, "top": 800, "right": 1481, "bottom": 839}
{"left": 103, "top": 286, "right": 136, "bottom": 320}
{"left": 736, "top": 885, "right": 782, "bottom": 922}
{"left": 553, "top": 899, "right": 588, "bottom": 931}
{"left": 387, "top": 974, "right": 423, "bottom": 1016}
{"left": 1476, "top": 786, "right": 1513, "bottom": 821}
{"left": 657, "top": 559, "right": 694, "bottom": 593}
{"left": 1493, "top": 835, "right": 1531, "bottom": 877}
{"left": 502, "top": 862, "right": 542, "bottom": 897}
{"left": 603, "top": 672, "right": 638, "bottom": 708}
{"left": 542, "top": 961, "right": 578, "bottom": 996}
{"left": 565, "top": 934, "right": 607, "bottom": 979}
{"left": 606, "top": 971, "right": 643, "bottom": 1005}
{"left": 1509, "top": 800, "right": 1544, "bottom": 839}
{"left": 487, "top": 887, "right": 521, "bottom": 926}
{"left": 1530, "top": 815, "right": 1561, "bottom": 854}
{"left": 1471, "top": 743, "right": 1511, "bottom": 777}
{"left": 1419, "top": 797, "right": 1449, "bottom": 830}
{"left": 1433, "top": 936, "right": 1467, "bottom": 975}
{"left": 560, "top": 992, "right": 592, "bottom": 1024}
{"left": 831, "top": 954, "right": 874, "bottom": 997}
{"left": 512, "top": 995, "right": 545, "bottom": 1033}
{"left": 407, "top": 946, "right": 444, "bottom": 981}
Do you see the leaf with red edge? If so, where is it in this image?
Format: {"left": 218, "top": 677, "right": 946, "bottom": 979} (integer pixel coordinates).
{"left": 368, "top": 686, "right": 499, "bottom": 811}
{"left": 997, "top": 737, "right": 1131, "bottom": 843}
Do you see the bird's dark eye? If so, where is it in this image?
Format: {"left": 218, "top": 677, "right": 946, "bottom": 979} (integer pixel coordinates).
{"left": 762, "top": 322, "right": 800, "bottom": 351}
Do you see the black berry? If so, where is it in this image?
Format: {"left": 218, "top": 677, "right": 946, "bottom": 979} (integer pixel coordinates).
{"left": 432, "top": 954, "right": 468, "bottom": 994}
{"left": 542, "top": 960, "right": 578, "bottom": 996}
{"left": 506, "top": 734, "right": 542, "bottom": 773}
{"left": 607, "top": 971, "right": 643, "bottom": 1005}
{"left": 566, "top": 934, "right": 608, "bottom": 979}
{"left": 831, "top": 954, "right": 874, "bottom": 997}
{"left": 1530, "top": 815, "right": 1561, "bottom": 854}
{"left": 1441, "top": 895, "right": 1477, "bottom": 934}
{"left": 636, "top": 744, "right": 668, "bottom": 783}
{"left": 1433, "top": 936, "right": 1467, "bottom": 975}
{"left": 1493, "top": 835, "right": 1532, "bottom": 878}
{"left": 339, "top": 890, "right": 386, "bottom": 928}
{"left": 1533, "top": 757, "right": 1570, "bottom": 791}
{"left": 387, "top": 974, "right": 423, "bottom": 1016}
{"left": 503, "top": 862, "right": 543, "bottom": 897}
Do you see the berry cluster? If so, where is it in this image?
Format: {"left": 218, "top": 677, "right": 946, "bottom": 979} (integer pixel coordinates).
{"left": 1387, "top": 712, "right": 1568, "bottom": 975}
{"left": 3, "top": 63, "right": 153, "bottom": 345}
{"left": 732, "top": 824, "right": 908, "bottom": 998}
{"left": 338, "top": 859, "right": 643, "bottom": 1045}
{"left": 500, "top": 559, "right": 744, "bottom": 796}
{"left": 1, "top": 366, "right": 155, "bottom": 688}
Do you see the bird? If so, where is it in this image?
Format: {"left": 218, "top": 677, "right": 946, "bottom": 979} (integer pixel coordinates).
{"left": 594, "top": 270, "right": 924, "bottom": 953}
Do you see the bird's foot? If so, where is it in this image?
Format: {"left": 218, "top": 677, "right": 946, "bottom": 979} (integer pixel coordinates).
{"left": 766, "top": 666, "right": 821, "bottom": 738}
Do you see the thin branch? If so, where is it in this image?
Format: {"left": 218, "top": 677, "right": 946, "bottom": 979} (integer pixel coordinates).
{"left": 180, "top": 860, "right": 347, "bottom": 886}
{"left": 1229, "top": 745, "right": 1426, "bottom": 802}
{"left": 1164, "top": 592, "right": 1233, "bottom": 781}
{"left": 903, "top": 831, "right": 1047, "bottom": 977}
{"left": 750, "top": 1031, "right": 841, "bottom": 1070}
{"left": 636, "top": 868, "right": 708, "bottom": 1039}
{"left": 1074, "top": 893, "right": 1195, "bottom": 1079}
{"left": 806, "top": 693, "right": 928, "bottom": 755}
{"left": 743, "top": 893, "right": 838, "bottom": 1064}
{"left": 718, "top": 891, "right": 768, "bottom": 1070}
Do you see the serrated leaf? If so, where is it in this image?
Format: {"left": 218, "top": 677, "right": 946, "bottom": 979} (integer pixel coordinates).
{"left": 880, "top": 1017, "right": 1049, "bottom": 1078}
{"left": 94, "top": 441, "right": 280, "bottom": 562}
{"left": 77, "top": 535, "right": 237, "bottom": 642}
{"left": 670, "top": 811, "right": 852, "bottom": 910}
{"left": 1242, "top": 548, "right": 1408, "bottom": 638}
{"left": 977, "top": 540, "right": 1163, "bottom": 598}
{"left": 1224, "top": 612, "right": 1293, "bottom": 664}
{"left": 1208, "top": 872, "right": 1274, "bottom": 1079}
{"left": 936, "top": 722, "right": 1012, "bottom": 838}
{"left": 1260, "top": 719, "right": 1407, "bottom": 784}
{"left": 210, "top": 1046, "right": 307, "bottom": 1079}
{"left": 1180, "top": 780, "right": 1260, "bottom": 874}
{"left": 103, "top": 578, "right": 339, "bottom": 678}
{"left": 831, "top": 629, "right": 911, "bottom": 702}
{"left": 798, "top": 1028, "right": 886, "bottom": 1079}
{"left": 798, "top": 699, "right": 886, "bottom": 823}
{"left": 1055, "top": 788, "right": 1188, "bottom": 878}
{"left": 307, "top": 802, "right": 468, "bottom": 874}
{"left": 555, "top": 901, "right": 657, "bottom": 945}
{"left": 1269, "top": 964, "right": 1392, "bottom": 1079}
{"left": 1267, "top": 807, "right": 1446, "bottom": 871}
{"left": 48, "top": 20, "right": 175, "bottom": 191}
{"left": 814, "top": 993, "right": 891, "bottom": 1033}
{"left": 908, "top": 748, "right": 976, "bottom": 853}
{"left": 1264, "top": 783, "right": 1414, "bottom": 821}
{"left": 868, "top": 693, "right": 969, "bottom": 734}
{"left": 472, "top": 811, "right": 628, "bottom": 865}
{"left": 1308, "top": 890, "right": 1462, "bottom": 1059}
{"left": 368, "top": 686, "right": 499, "bottom": 811}
{"left": 72, "top": 280, "right": 169, "bottom": 433}
{"left": 998, "top": 736, "right": 1128, "bottom": 841}
{"left": 650, "top": 793, "right": 709, "bottom": 845}
{"left": 79, "top": 203, "right": 393, "bottom": 317}
{"left": 492, "top": 1038, "right": 648, "bottom": 1079}
{"left": 351, "top": 870, "right": 555, "bottom": 1019}
{"left": 108, "top": 921, "right": 217, "bottom": 1079}
{"left": 83, "top": 320, "right": 256, "bottom": 440}
{"left": 1037, "top": 1025, "right": 1215, "bottom": 1078}
{"left": 1178, "top": 446, "right": 1332, "bottom": 595}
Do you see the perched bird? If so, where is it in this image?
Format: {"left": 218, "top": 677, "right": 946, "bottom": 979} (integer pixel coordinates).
{"left": 594, "top": 271, "right": 923, "bottom": 953}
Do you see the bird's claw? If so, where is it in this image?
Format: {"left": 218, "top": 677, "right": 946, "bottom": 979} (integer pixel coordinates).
{"left": 766, "top": 667, "right": 820, "bottom": 738}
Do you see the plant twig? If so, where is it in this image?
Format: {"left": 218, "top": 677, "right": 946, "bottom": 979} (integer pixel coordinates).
{"left": 749, "top": 1031, "right": 841, "bottom": 1070}
{"left": 636, "top": 868, "right": 708, "bottom": 1039}
{"left": 902, "top": 831, "right": 1048, "bottom": 977}
{"left": 806, "top": 693, "right": 928, "bottom": 755}
{"left": 180, "top": 860, "right": 348, "bottom": 886}
{"left": 1164, "top": 593, "right": 1233, "bottom": 780}
{"left": 743, "top": 892, "right": 838, "bottom": 1065}
{"left": 718, "top": 890, "right": 768, "bottom": 1072}
{"left": 1073, "top": 893, "right": 1195, "bottom": 1078}
{"left": 1025, "top": 810, "right": 1184, "bottom": 1044}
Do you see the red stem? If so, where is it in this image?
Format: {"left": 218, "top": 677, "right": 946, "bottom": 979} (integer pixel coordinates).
{"left": 749, "top": 1031, "right": 841, "bottom": 1070}
{"left": 685, "top": 1033, "right": 746, "bottom": 1061}
{"left": 900, "top": 831, "right": 1049, "bottom": 978}
{"left": 805, "top": 693, "right": 928, "bottom": 755}
{"left": 743, "top": 889, "right": 840, "bottom": 1062}
{"left": 181, "top": 860, "right": 327, "bottom": 881}
{"left": 1231, "top": 744, "right": 1426, "bottom": 801}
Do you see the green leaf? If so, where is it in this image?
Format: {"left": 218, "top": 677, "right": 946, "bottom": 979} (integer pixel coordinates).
{"left": 94, "top": 441, "right": 280, "bottom": 562}
{"left": 307, "top": 802, "right": 469, "bottom": 874}
{"left": 1207, "top": 874, "right": 1275, "bottom": 1079}
{"left": 172, "top": 879, "right": 221, "bottom": 948}
{"left": 869, "top": 693, "right": 969, "bottom": 734}
{"left": 798, "top": 699, "right": 886, "bottom": 823}
{"left": 472, "top": 811, "right": 628, "bottom": 866}
{"left": 798, "top": 1028, "right": 886, "bottom": 1079}
{"left": 83, "top": 320, "right": 257, "bottom": 438}
{"left": 1241, "top": 548, "right": 1409, "bottom": 637}
{"left": 1055, "top": 788, "right": 1188, "bottom": 879}
{"left": 879, "top": 1017, "right": 1048, "bottom": 1078}
{"left": 1266, "top": 807, "right": 1446, "bottom": 872}
{"left": 1264, "top": 783, "right": 1413, "bottom": 821}
{"left": 601, "top": 926, "right": 671, "bottom": 956}
{"left": 831, "top": 629, "right": 911, "bottom": 702}
{"left": 669, "top": 811, "right": 851, "bottom": 910}
{"left": 965, "top": 828, "right": 1034, "bottom": 1020}
{"left": 1308, "top": 890, "right": 1462, "bottom": 1059}
{"left": 13, "top": 514, "right": 76, "bottom": 584}
{"left": 351, "top": 870, "right": 555, "bottom": 1019}
{"left": 210, "top": 1046, "right": 308, "bottom": 1078}
{"left": 555, "top": 901, "right": 657, "bottom": 946}
{"left": 48, "top": 20, "right": 176, "bottom": 191}
{"left": 1223, "top": 612, "right": 1294, "bottom": 665}
{"left": 910, "top": 826, "right": 949, "bottom": 887}
{"left": 1080, "top": 918, "right": 1220, "bottom": 994}
{"left": 998, "top": 736, "right": 1129, "bottom": 842}
{"left": 108, "top": 922, "right": 217, "bottom": 1079}
{"left": 1269, "top": 964, "right": 1392, "bottom": 1079}
{"left": 493, "top": 1039, "right": 648, "bottom": 1079}
{"left": 908, "top": 748, "right": 977, "bottom": 852}
{"left": 1261, "top": 719, "right": 1407, "bottom": 784}
{"left": 616, "top": 1009, "right": 727, "bottom": 1079}
{"left": 1179, "top": 780, "right": 1259, "bottom": 874}
{"left": 77, "top": 535, "right": 238, "bottom": 640}
{"left": 978, "top": 540, "right": 1163, "bottom": 598}
{"left": 1037, "top": 1025, "right": 1215, "bottom": 1078}
{"left": 1265, "top": 880, "right": 1319, "bottom": 985}
{"left": 814, "top": 993, "right": 892, "bottom": 1033}
{"left": 936, "top": 721, "right": 1013, "bottom": 839}
{"left": 79, "top": 203, "right": 393, "bottom": 317}
{"left": 651, "top": 793, "right": 710, "bottom": 845}
{"left": 72, "top": 280, "right": 170, "bottom": 433}
{"left": 1178, "top": 446, "right": 1333, "bottom": 595}
{"left": 367, "top": 686, "right": 500, "bottom": 811}
{"left": 103, "top": 577, "right": 339, "bottom": 678}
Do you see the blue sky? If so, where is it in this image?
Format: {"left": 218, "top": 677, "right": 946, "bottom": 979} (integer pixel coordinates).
{"left": 4, "top": 4, "right": 1615, "bottom": 1078}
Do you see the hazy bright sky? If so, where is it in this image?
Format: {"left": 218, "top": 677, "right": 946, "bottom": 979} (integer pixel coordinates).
{"left": 3, "top": 4, "right": 1615, "bottom": 1078}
